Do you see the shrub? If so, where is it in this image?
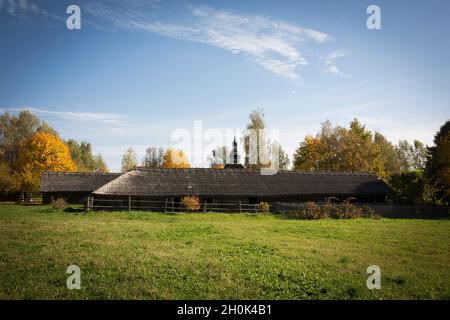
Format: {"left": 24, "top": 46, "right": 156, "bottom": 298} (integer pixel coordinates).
{"left": 258, "top": 202, "right": 270, "bottom": 214}
{"left": 306, "top": 201, "right": 328, "bottom": 219}
{"left": 51, "top": 197, "right": 67, "bottom": 209}
{"left": 281, "top": 199, "right": 370, "bottom": 220}
{"left": 283, "top": 202, "right": 324, "bottom": 220}
{"left": 336, "top": 198, "right": 362, "bottom": 219}
{"left": 322, "top": 200, "right": 337, "bottom": 218}
{"left": 363, "top": 205, "right": 381, "bottom": 219}
{"left": 181, "top": 196, "right": 201, "bottom": 212}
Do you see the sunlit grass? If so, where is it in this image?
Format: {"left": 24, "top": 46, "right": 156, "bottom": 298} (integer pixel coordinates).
{"left": 0, "top": 204, "right": 449, "bottom": 299}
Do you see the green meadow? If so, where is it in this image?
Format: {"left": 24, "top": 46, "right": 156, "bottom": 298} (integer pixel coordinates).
{"left": 0, "top": 204, "right": 449, "bottom": 300}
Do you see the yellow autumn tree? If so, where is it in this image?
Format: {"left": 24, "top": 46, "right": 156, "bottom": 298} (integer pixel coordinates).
{"left": 162, "top": 148, "right": 190, "bottom": 168}
{"left": 293, "top": 135, "right": 324, "bottom": 171}
{"left": 16, "top": 132, "right": 77, "bottom": 192}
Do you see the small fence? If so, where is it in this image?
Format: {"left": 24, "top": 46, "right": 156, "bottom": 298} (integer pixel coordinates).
{"left": 86, "top": 196, "right": 261, "bottom": 213}
{"left": 272, "top": 202, "right": 449, "bottom": 219}
{"left": 20, "top": 193, "right": 42, "bottom": 205}
{"left": 85, "top": 196, "right": 449, "bottom": 218}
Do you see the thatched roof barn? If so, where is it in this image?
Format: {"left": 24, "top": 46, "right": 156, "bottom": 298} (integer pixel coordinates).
{"left": 92, "top": 168, "right": 391, "bottom": 203}
{"left": 40, "top": 168, "right": 391, "bottom": 207}
{"left": 40, "top": 137, "right": 392, "bottom": 208}
{"left": 40, "top": 172, "right": 121, "bottom": 204}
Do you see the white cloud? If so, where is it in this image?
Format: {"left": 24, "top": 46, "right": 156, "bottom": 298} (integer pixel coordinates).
{"left": 0, "top": 0, "right": 39, "bottom": 16}
{"left": 323, "top": 49, "right": 352, "bottom": 63}
{"left": 3, "top": 107, "right": 127, "bottom": 126}
{"left": 323, "top": 64, "right": 348, "bottom": 77}
{"left": 84, "top": 4, "right": 331, "bottom": 80}
{"left": 322, "top": 49, "right": 352, "bottom": 78}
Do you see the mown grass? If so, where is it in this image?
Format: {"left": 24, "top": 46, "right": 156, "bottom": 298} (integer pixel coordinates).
{"left": 0, "top": 204, "right": 449, "bottom": 300}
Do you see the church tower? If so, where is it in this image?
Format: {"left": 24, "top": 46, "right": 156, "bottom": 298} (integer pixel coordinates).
{"left": 232, "top": 136, "right": 238, "bottom": 164}
{"left": 225, "top": 135, "right": 244, "bottom": 169}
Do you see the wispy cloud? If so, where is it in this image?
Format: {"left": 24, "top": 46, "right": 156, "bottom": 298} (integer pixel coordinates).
{"left": 3, "top": 1, "right": 342, "bottom": 80}
{"left": 0, "top": 0, "right": 41, "bottom": 17}
{"left": 84, "top": 3, "right": 331, "bottom": 80}
{"left": 322, "top": 49, "right": 352, "bottom": 78}
{"left": 2, "top": 107, "right": 127, "bottom": 126}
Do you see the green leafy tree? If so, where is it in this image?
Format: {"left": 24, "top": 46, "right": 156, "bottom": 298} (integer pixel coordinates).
{"left": 294, "top": 119, "right": 385, "bottom": 177}
{"left": 389, "top": 171, "right": 425, "bottom": 204}
{"left": 93, "top": 155, "right": 108, "bottom": 172}
{"left": 374, "top": 132, "right": 401, "bottom": 176}
{"left": 0, "top": 110, "right": 56, "bottom": 165}
{"left": 425, "top": 120, "right": 450, "bottom": 204}
{"left": 66, "top": 139, "right": 108, "bottom": 172}
{"left": 0, "top": 111, "right": 58, "bottom": 198}
{"left": 0, "top": 161, "right": 21, "bottom": 196}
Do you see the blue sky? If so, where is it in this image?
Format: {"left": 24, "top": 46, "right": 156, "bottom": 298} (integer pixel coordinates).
{"left": 1, "top": 0, "right": 449, "bottom": 171}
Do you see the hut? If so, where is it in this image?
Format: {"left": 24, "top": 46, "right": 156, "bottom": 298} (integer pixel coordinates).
{"left": 40, "top": 172, "right": 121, "bottom": 204}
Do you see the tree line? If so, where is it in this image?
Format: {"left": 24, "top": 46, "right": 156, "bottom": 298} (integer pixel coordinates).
{"left": 0, "top": 110, "right": 108, "bottom": 199}
{"left": 2, "top": 109, "right": 446, "bottom": 205}
{"left": 123, "top": 109, "right": 290, "bottom": 173}
{"left": 122, "top": 109, "right": 449, "bottom": 205}
{"left": 121, "top": 147, "right": 190, "bottom": 172}
{"left": 292, "top": 118, "right": 448, "bottom": 205}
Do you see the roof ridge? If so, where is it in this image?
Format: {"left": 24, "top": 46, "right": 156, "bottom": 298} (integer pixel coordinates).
{"left": 132, "top": 168, "right": 377, "bottom": 176}
{"left": 42, "top": 171, "right": 121, "bottom": 175}
{"left": 43, "top": 169, "right": 377, "bottom": 176}
{"left": 92, "top": 170, "right": 132, "bottom": 194}
{"left": 281, "top": 170, "right": 377, "bottom": 176}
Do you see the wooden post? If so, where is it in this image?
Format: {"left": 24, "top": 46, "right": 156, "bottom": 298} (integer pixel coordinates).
{"left": 164, "top": 198, "right": 168, "bottom": 213}
{"left": 203, "top": 201, "right": 207, "bottom": 213}
{"left": 171, "top": 197, "right": 174, "bottom": 213}
{"left": 239, "top": 201, "right": 242, "bottom": 213}
{"left": 86, "top": 196, "right": 90, "bottom": 212}
{"left": 128, "top": 196, "right": 131, "bottom": 212}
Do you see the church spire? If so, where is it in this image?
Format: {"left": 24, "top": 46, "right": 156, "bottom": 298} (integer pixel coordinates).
{"left": 224, "top": 131, "right": 244, "bottom": 169}
{"left": 233, "top": 135, "right": 238, "bottom": 164}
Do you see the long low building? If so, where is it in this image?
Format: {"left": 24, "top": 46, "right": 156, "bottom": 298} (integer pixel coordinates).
{"left": 40, "top": 168, "right": 392, "bottom": 208}
{"left": 40, "top": 172, "right": 121, "bottom": 204}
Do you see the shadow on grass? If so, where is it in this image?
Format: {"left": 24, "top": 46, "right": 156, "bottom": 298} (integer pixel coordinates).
{"left": 31, "top": 205, "right": 86, "bottom": 214}
{"left": 63, "top": 207, "right": 85, "bottom": 213}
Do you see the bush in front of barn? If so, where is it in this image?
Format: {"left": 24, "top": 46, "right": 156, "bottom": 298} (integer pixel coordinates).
{"left": 258, "top": 201, "right": 270, "bottom": 214}
{"left": 50, "top": 197, "right": 68, "bottom": 209}
{"left": 281, "top": 198, "right": 379, "bottom": 220}
{"left": 181, "top": 196, "right": 201, "bottom": 212}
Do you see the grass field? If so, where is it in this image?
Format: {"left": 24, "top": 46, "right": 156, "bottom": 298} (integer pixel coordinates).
{"left": 0, "top": 204, "right": 449, "bottom": 300}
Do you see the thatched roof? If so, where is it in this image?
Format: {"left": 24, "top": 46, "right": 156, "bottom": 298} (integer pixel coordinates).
{"left": 40, "top": 172, "right": 121, "bottom": 192}
{"left": 92, "top": 168, "right": 392, "bottom": 197}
